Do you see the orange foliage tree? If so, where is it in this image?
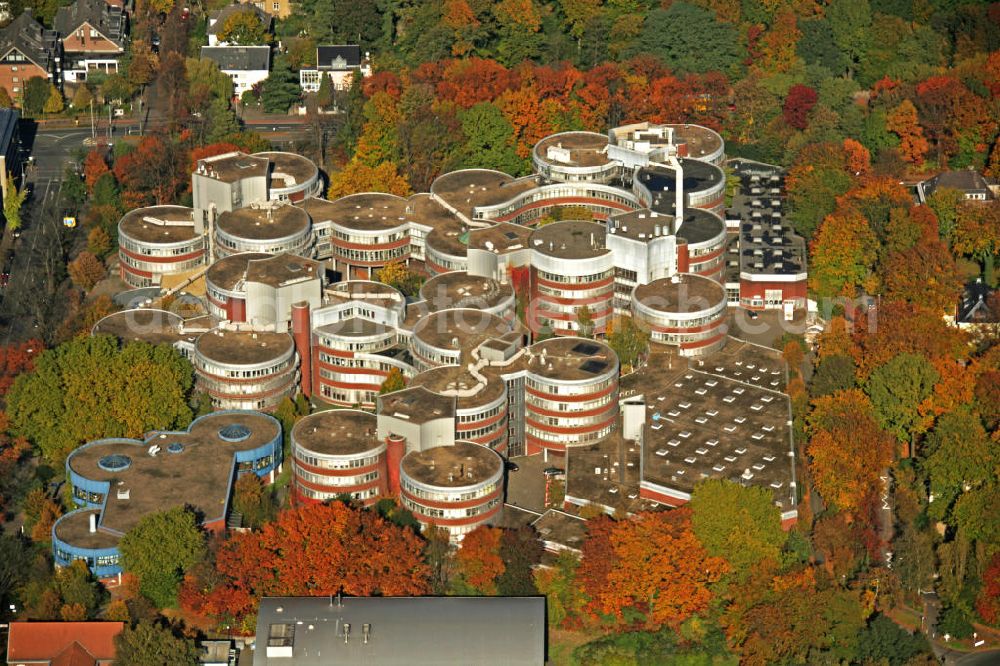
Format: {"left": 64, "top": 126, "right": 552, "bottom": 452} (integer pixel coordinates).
{"left": 181, "top": 502, "right": 429, "bottom": 629}
{"left": 579, "top": 509, "right": 728, "bottom": 630}
{"left": 454, "top": 525, "right": 505, "bottom": 594}
{"left": 808, "top": 207, "right": 880, "bottom": 298}
{"left": 0, "top": 341, "right": 42, "bottom": 396}
{"left": 83, "top": 149, "right": 110, "bottom": 192}
{"left": 807, "top": 389, "right": 895, "bottom": 515}
{"left": 67, "top": 252, "right": 107, "bottom": 291}
{"left": 886, "top": 99, "right": 928, "bottom": 166}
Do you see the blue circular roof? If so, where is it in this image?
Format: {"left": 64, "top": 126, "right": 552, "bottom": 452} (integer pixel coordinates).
{"left": 167, "top": 442, "right": 184, "bottom": 454}
{"left": 218, "top": 424, "right": 252, "bottom": 442}
{"left": 97, "top": 454, "right": 132, "bottom": 472}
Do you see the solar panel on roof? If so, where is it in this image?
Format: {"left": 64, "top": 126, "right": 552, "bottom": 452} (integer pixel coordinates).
{"left": 579, "top": 360, "right": 608, "bottom": 374}
{"left": 571, "top": 342, "right": 600, "bottom": 355}
{"left": 504, "top": 231, "right": 519, "bottom": 240}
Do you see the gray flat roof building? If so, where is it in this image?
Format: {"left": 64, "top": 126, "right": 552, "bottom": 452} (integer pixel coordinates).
{"left": 254, "top": 595, "right": 546, "bottom": 665}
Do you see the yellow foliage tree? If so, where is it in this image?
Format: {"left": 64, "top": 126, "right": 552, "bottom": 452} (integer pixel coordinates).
{"left": 327, "top": 161, "right": 411, "bottom": 199}
{"left": 43, "top": 85, "right": 63, "bottom": 114}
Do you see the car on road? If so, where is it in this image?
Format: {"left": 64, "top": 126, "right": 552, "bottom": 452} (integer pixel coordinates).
{"left": 506, "top": 462, "right": 519, "bottom": 472}
{"left": 744, "top": 309, "right": 759, "bottom": 320}
{"left": 543, "top": 467, "right": 564, "bottom": 477}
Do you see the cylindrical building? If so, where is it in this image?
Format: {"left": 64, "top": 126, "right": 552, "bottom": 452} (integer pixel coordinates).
{"left": 419, "top": 271, "right": 516, "bottom": 323}
{"left": 409, "top": 309, "right": 510, "bottom": 372}
{"left": 311, "top": 281, "right": 410, "bottom": 408}
{"left": 424, "top": 217, "right": 470, "bottom": 276}
{"left": 527, "top": 220, "right": 614, "bottom": 336}
{"left": 193, "top": 329, "right": 299, "bottom": 411}
{"left": 525, "top": 337, "right": 619, "bottom": 456}
{"left": 532, "top": 131, "right": 620, "bottom": 184}
{"left": 307, "top": 193, "right": 412, "bottom": 280}
{"left": 632, "top": 274, "right": 728, "bottom": 356}
{"left": 205, "top": 252, "right": 271, "bottom": 321}
{"left": 214, "top": 205, "right": 312, "bottom": 258}
{"left": 409, "top": 365, "right": 509, "bottom": 455}
{"left": 399, "top": 441, "right": 504, "bottom": 541}
{"left": 117, "top": 205, "right": 205, "bottom": 288}
{"left": 253, "top": 151, "right": 322, "bottom": 202}
{"left": 291, "top": 410, "right": 386, "bottom": 506}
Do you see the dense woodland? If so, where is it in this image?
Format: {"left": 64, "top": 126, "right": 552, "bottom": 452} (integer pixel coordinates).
{"left": 0, "top": 0, "right": 997, "bottom": 664}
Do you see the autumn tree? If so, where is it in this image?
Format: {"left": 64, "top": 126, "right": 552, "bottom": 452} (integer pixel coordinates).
{"left": 886, "top": 100, "right": 928, "bottom": 166}
{"left": 231, "top": 473, "right": 274, "bottom": 529}
{"left": 580, "top": 509, "right": 728, "bottom": 630}
{"left": 83, "top": 149, "right": 110, "bottom": 192}
{"left": 112, "top": 135, "right": 189, "bottom": 208}
{"left": 807, "top": 389, "right": 895, "bottom": 515}
{"left": 723, "top": 565, "right": 867, "bottom": 665}
{"left": 782, "top": 85, "right": 818, "bottom": 131}
{"left": 976, "top": 552, "right": 1000, "bottom": 625}
{"left": 606, "top": 317, "right": 649, "bottom": 372}
{"left": 2, "top": 174, "right": 27, "bottom": 231}
{"left": 327, "top": 161, "right": 411, "bottom": 199}
{"left": 378, "top": 367, "right": 407, "bottom": 394}
{"left": 67, "top": 252, "right": 106, "bottom": 291}
{"left": 808, "top": 207, "right": 880, "bottom": 298}
{"left": 7, "top": 336, "right": 193, "bottom": 461}
{"left": 372, "top": 259, "right": 422, "bottom": 297}
{"left": 0, "top": 340, "right": 42, "bottom": 397}
{"left": 217, "top": 8, "right": 270, "bottom": 45}
{"left": 125, "top": 40, "right": 158, "bottom": 89}
{"left": 43, "top": 84, "right": 63, "bottom": 114}
{"left": 454, "top": 525, "right": 505, "bottom": 594}
{"left": 784, "top": 143, "right": 854, "bottom": 239}
{"left": 690, "top": 479, "right": 787, "bottom": 576}
{"left": 185, "top": 502, "right": 429, "bottom": 628}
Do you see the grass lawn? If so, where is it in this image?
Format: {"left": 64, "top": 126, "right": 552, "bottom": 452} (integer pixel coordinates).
{"left": 548, "top": 628, "right": 590, "bottom": 665}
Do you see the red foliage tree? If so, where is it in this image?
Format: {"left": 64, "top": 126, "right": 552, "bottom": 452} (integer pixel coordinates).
{"left": 977, "top": 552, "right": 1000, "bottom": 625}
{"left": 184, "top": 502, "right": 430, "bottom": 627}
{"left": 782, "top": 85, "right": 818, "bottom": 130}
{"left": 455, "top": 525, "right": 505, "bottom": 594}
{"left": 83, "top": 149, "right": 110, "bottom": 192}
{"left": 0, "top": 340, "right": 42, "bottom": 397}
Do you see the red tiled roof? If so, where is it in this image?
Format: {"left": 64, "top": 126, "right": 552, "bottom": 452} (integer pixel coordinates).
{"left": 50, "top": 641, "right": 97, "bottom": 666}
{"left": 6, "top": 622, "right": 123, "bottom": 664}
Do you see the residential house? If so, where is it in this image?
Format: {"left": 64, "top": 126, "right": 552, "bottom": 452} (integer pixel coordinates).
{"left": 240, "top": 0, "right": 290, "bottom": 20}
{"left": 207, "top": 3, "right": 271, "bottom": 47}
{"left": 0, "top": 11, "right": 60, "bottom": 103}
{"left": 299, "top": 45, "right": 370, "bottom": 93}
{"left": 6, "top": 621, "right": 124, "bottom": 665}
{"left": 200, "top": 45, "right": 270, "bottom": 97}
{"left": 54, "top": 0, "right": 127, "bottom": 83}
{"left": 918, "top": 168, "right": 994, "bottom": 202}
